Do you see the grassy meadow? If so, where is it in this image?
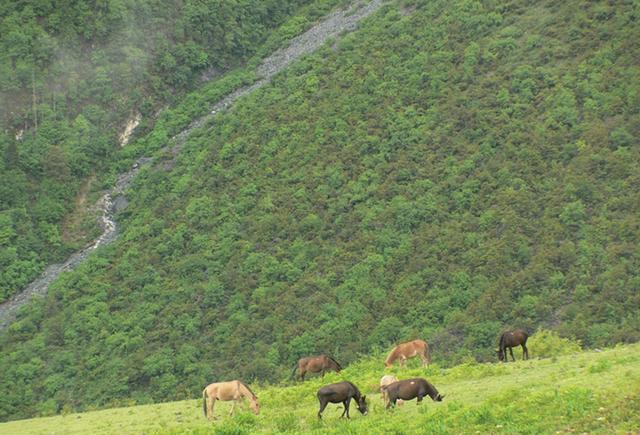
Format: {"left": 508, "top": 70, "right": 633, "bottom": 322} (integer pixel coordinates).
{"left": 2, "top": 343, "right": 639, "bottom": 434}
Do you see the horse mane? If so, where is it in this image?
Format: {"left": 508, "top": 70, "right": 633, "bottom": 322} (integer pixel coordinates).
{"left": 423, "top": 378, "right": 440, "bottom": 399}
{"left": 385, "top": 346, "right": 398, "bottom": 364}
{"left": 238, "top": 381, "right": 257, "bottom": 400}
{"left": 327, "top": 355, "right": 342, "bottom": 370}
{"left": 346, "top": 380, "right": 362, "bottom": 397}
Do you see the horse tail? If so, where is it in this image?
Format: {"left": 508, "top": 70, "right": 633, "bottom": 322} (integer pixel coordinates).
{"left": 202, "top": 388, "right": 207, "bottom": 417}
{"left": 291, "top": 362, "right": 298, "bottom": 380}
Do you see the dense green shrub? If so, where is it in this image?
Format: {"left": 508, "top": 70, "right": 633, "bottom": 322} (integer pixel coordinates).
{"left": 527, "top": 330, "right": 582, "bottom": 359}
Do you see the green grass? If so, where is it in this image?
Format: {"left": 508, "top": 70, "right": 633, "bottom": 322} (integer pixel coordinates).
{"left": 2, "top": 344, "right": 639, "bottom": 434}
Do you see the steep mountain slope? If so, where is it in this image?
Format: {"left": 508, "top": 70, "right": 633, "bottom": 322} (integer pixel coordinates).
{"left": 0, "top": 0, "right": 343, "bottom": 302}
{"left": 1, "top": 0, "right": 639, "bottom": 421}
{"left": 0, "top": 0, "right": 384, "bottom": 331}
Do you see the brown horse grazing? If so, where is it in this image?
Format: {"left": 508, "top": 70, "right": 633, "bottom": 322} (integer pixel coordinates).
{"left": 497, "top": 330, "right": 529, "bottom": 362}
{"left": 292, "top": 355, "right": 342, "bottom": 381}
{"left": 317, "top": 381, "right": 368, "bottom": 419}
{"left": 202, "top": 380, "right": 260, "bottom": 420}
{"left": 385, "top": 339, "right": 431, "bottom": 368}
{"left": 381, "top": 378, "right": 444, "bottom": 408}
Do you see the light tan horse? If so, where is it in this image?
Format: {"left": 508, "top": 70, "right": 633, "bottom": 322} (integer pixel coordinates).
{"left": 202, "top": 380, "right": 260, "bottom": 420}
{"left": 292, "top": 355, "right": 342, "bottom": 381}
{"left": 380, "top": 375, "right": 404, "bottom": 405}
{"left": 385, "top": 339, "right": 431, "bottom": 368}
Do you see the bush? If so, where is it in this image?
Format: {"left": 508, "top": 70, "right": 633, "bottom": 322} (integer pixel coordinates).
{"left": 528, "top": 330, "right": 582, "bottom": 359}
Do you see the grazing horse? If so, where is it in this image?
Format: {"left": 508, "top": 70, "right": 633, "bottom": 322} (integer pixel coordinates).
{"left": 202, "top": 380, "right": 259, "bottom": 420}
{"left": 385, "top": 339, "right": 431, "bottom": 368}
{"left": 380, "top": 375, "right": 404, "bottom": 406}
{"left": 292, "top": 355, "right": 342, "bottom": 381}
{"left": 381, "top": 378, "right": 444, "bottom": 408}
{"left": 317, "top": 381, "right": 368, "bottom": 419}
{"left": 497, "top": 330, "right": 529, "bottom": 362}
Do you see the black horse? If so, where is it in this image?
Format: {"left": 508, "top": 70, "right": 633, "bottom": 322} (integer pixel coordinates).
{"left": 497, "top": 329, "right": 529, "bottom": 361}
{"left": 317, "top": 381, "right": 368, "bottom": 419}
{"left": 381, "top": 378, "right": 444, "bottom": 408}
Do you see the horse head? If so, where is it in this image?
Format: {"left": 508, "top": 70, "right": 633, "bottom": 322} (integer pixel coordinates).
{"left": 357, "top": 395, "right": 368, "bottom": 415}
{"left": 435, "top": 393, "right": 445, "bottom": 402}
{"left": 497, "top": 348, "right": 505, "bottom": 361}
{"left": 249, "top": 397, "right": 260, "bottom": 415}
{"left": 384, "top": 349, "right": 397, "bottom": 368}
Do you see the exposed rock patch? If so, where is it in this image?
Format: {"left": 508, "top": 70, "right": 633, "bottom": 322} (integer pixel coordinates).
{"left": 119, "top": 113, "right": 141, "bottom": 147}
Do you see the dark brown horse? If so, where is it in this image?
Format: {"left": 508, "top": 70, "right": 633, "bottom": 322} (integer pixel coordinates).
{"left": 292, "top": 355, "right": 341, "bottom": 381}
{"left": 497, "top": 329, "right": 529, "bottom": 362}
{"left": 317, "top": 381, "right": 368, "bottom": 419}
{"left": 381, "top": 378, "right": 444, "bottom": 408}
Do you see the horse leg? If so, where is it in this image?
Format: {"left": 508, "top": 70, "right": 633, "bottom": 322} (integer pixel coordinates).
{"left": 420, "top": 352, "right": 429, "bottom": 367}
{"left": 229, "top": 400, "right": 237, "bottom": 416}
{"left": 341, "top": 399, "right": 351, "bottom": 418}
{"left": 321, "top": 369, "right": 325, "bottom": 378}
{"left": 318, "top": 398, "right": 329, "bottom": 419}
{"left": 301, "top": 369, "right": 306, "bottom": 381}
{"left": 509, "top": 347, "right": 515, "bottom": 362}
{"left": 523, "top": 344, "right": 529, "bottom": 360}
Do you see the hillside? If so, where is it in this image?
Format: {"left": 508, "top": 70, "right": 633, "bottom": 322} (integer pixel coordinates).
{"left": 1, "top": 343, "right": 639, "bottom": 434}
{"left": 0, "top": 0, "right": 344, "bottom": 302}
{"left": 1, "top": 0, "right": 639, "bottom": 422}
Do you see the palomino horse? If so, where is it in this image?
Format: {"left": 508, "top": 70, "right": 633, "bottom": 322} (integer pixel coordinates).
{"left": 380, "top": 375, "right": 404, "bottom": 405}
{"left": 497, "top": 329, "right": 529, "bottom": 362}
{"left": 292, "top": 355, "right": 341, "bottom": 381}
{"left": 202, "top": 380, "right": 259, "bottom": 420}
{"left": 385, "top": 339, "right": 431, "bottom": 368}
{"left": 317, "top": 381, "right": 368, "bottom": 419}
{"left": 381, "top": 378, "right": 444, "bottom": 408}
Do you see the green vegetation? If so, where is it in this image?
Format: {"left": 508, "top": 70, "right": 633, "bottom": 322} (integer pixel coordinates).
{"left": 1, "top": 344, "right": 638, "bottom": 434}
{"left": 0, "top": 0, "right": 345, "bottom": 302}
{"left": 1, "top": 0, "right": 639, "bottom": 423}
{"left": 526, "top": 329, "right": 582, "bottom": 359}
